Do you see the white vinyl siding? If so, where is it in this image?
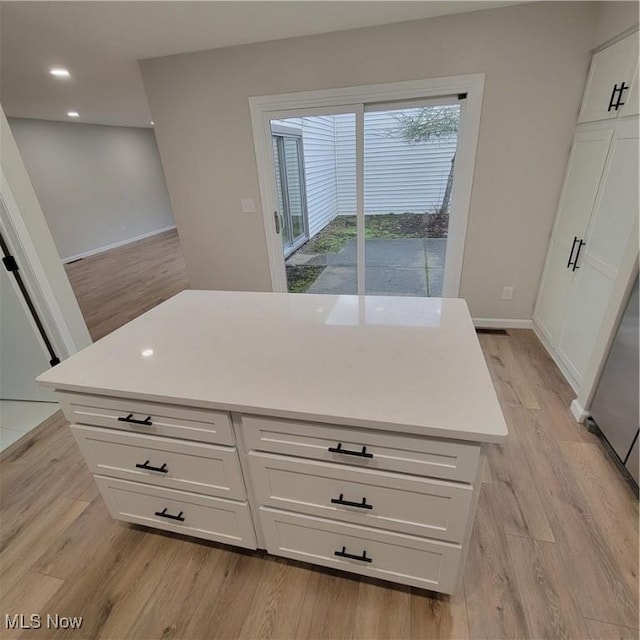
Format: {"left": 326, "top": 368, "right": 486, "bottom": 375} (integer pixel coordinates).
{"left": 337, "top": 111, "right": 457, "bottom": 215}
{"left": 300, "top": 116, "right": 339, "bottom": 238}
{"left": 272, "top": 117, "right": 339, "bottom": 238}
{"left": 271, "top": 112, "right": 457, "bottom": 239}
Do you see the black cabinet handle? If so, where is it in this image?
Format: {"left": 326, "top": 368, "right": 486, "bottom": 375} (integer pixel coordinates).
{"left": 334, "top": 546, "right": 372, "bottom": 563}
{"left": 572, "top": 239, "right": 585, "bottom": 272}
{"left": 328, "top": 443, "right": 373, "bottom": 458}
{"left": 136, "top": 460, "right": 168, "bottom": 473}
{"left": 331, "top": 493, "right": 373, "bottom": 510}
{"left": 567, "top": 236, "right": 579, "bottom": 269}
{"left": 608, "top": 82, "right": 629, "bottom": 112}
{"left": 118, "top": 413, "right": 153, "bottom": 426}
{"left": 154, "top": 507, "right": 184, "bottom": 522}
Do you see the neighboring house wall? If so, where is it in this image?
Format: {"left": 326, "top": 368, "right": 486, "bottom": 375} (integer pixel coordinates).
{"left": 141, "top": 1, "right": 599, "bottom": 320}
{"left": 275, "top": 111, "right": 458, "bottom": 237}
{"left": 8, "top": 118, "right": 176, "bottom": 261}
{"left": 300, "top": 116, "right": 339, "bottom": 238}
{"left": 335, "top": 111, "right": 458, "bottom": 215}
{"left": 272, "top": 116, "right": 339, "bottom": 239}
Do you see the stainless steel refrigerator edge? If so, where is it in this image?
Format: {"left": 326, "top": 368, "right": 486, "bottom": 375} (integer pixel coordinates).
{"left": 590, "top": 276, "right": 639, "bottom": 485}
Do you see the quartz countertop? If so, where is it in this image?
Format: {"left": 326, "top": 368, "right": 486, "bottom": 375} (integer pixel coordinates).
{"left": 37, "top": 290, "right": 508, "bottom": 443}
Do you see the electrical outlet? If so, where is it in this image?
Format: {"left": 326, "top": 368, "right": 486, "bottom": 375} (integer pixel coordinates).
{"left": 241, "top": 198, "right": 256, "bottom": 214}
{"left": 502, "top": 286, "right": 514, "bottom": 300}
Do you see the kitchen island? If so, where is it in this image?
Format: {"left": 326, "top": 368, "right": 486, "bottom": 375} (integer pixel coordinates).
{"left": 38, "top": 290, "right": 507, "bottom": 594}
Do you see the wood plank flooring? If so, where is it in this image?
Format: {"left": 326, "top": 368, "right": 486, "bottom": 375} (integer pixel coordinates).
{"left": 64, "top": 229, "right": 189, "bottom": 341}
{"left": 1, "top": 233, "right": 638, "bottom": 639}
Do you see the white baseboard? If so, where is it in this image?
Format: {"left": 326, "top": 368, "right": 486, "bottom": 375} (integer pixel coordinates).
{"left": 570, "top": 398, "right": 589, "bottom": 423}
{"left": 62, "top": 225, "right": 177, "bottom": 263}
{"left": 472, "top": 318, "right": 533, "bottom": 329}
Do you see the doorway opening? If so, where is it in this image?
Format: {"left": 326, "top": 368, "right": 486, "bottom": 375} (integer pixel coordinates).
{"left": 251, "top": 75, "right": 484, "bottom": 297}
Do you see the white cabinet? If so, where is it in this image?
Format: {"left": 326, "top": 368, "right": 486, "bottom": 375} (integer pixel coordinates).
{"left": 535, "top": 115, "right": 639, "bottom": 389}
{"left": 620, "top": 64, "right": 639, "bottom": 117}
{"left": 239, "top": 414, "right": 485, "bottom": 594}
{"left": 535, "top": 33, "right": 639, "bottom": 390}
{"left": 578, "top": 33, "right": 639, "bottom": 123}
{"left": 534, "top": 124, "right": 613, "bottom": 345}
{"left": 556, "top": 119, "right": 639, "bottom": 384}
{"left": 38, "top": 291, "right": 507, "bottom": 595}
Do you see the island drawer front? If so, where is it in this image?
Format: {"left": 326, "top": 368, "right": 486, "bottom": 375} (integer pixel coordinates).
{"left": 72, "top": 425, "right": 246, "bottom": 500}
{"left": 248, "top": 452, "right": 473, "bottom": 543}
{"left": 259, "top": 507, "right": 461, "bottom": 593}
{"left": 94, "top": 476, "right": 257, "bottom": 549}
{"left": 58, "top": 392, "right": 234, "bottom": 445}
{"left": 240, "top": 416, "right": 480, "bottom": 483}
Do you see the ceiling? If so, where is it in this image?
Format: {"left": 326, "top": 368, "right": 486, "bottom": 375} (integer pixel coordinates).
{"left": 1, "top": 1, "right": 523, "bottom": 128}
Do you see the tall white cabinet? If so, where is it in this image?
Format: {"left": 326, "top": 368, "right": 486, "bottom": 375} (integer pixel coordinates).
{"left": 534, "top": 32, "right": 639, "bottom": 392}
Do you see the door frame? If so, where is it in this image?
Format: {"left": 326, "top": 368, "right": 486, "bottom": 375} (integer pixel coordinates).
{"left": 0, "top": 173, "right": 80, "bottom": 359}
{"left": 249, "top": 74, "right": 485, "bottom": 295}
{"left": 271, "top": 127, "right": 310, "bottom": 257}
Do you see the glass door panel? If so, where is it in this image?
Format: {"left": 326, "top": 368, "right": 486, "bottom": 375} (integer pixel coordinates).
{"left": 363, "top": 102, "right": 460, "bottom": 297}
{"left": 271, "top": 112, "right": 357, "bottom": 294}
{"left": 282, "top": 137, "right": 306, "bottom": 245}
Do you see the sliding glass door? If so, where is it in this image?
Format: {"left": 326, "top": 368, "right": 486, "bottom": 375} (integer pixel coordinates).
{"left": 272, "top": 127, "right": 308, "bottom": 257}
{"left": 257, "top": 85, "right": 474, "bottom": 297}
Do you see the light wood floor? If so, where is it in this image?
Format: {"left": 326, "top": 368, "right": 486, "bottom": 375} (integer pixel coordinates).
{"left": 64, "top": 229, "right": 189, "bottom": 341}
{"left": 1, "top": 232, "right": 638, "bottom": 639}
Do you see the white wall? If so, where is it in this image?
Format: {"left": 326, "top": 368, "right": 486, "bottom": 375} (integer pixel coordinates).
{"left": 593, "top": 1, "right": 638, "bottom": 47}
{"left": 0, "top": 106, "right": 91, "bottom": 355}
{"left": 141, "top": 1, "right": 599, "bottom": 319}
{"left": 8, "top": 118, "right": 176, "bottom": 261}
{"left": 0, "top": 263, "right": 56, "bottom": 401}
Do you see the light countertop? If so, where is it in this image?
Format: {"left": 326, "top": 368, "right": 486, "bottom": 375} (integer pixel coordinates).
{"left": 38, "top": 290, "right": 508, "bottom": 443}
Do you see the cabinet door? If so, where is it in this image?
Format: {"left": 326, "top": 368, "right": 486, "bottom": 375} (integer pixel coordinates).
{"left": 578, "top": 34, "right": 639, "bottom": 124}
{"left": 534, "top": 240, "right": 577, "bottom": 345}
{"left": 534, "top": 125, "right": 613, "bottom": 346}
{"left": 620, "top": 63, "right": 639, "bottom": 117}
{"left": 557, "top": 118, "right": 639, "bottom": 385}
{"left": 583, "top": 118, "right": 639, "bottom": 278}
{"left": 558, "top": 263, "right": 614, "bottom": 386}
{"left": 552, "top": 126, "right": 614, "bottom": 248}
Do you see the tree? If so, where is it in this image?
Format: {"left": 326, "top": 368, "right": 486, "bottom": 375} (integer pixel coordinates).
{"left": 392, "top": 106, "right": 460, "bottom": 144}
{"left": 391, "top": 106, "right": 460, "bottom": 214}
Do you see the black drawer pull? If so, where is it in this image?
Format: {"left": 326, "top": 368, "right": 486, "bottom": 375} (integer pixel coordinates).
{"left": 136, "top": 460, "right": 168, "bottom": 473}
{"left": 334, "top": 546, "right": 372, "bottom": 563}
{"left": 572, "top": 239, "right": 585, "bottom": 272}
{"left": 328, "top": 443, "right": 373, "bottom": 458}
{"left": 331, "top": 493, "right": 373, "bottom": 510}
{"left": 154, "top": 507, "right": 184, "bottom": 522}
{"left": 567, "top": 236, "right": 579, "bottom": 269}
{"left": 118, "top": 413, "right": 153, "bottom": 426}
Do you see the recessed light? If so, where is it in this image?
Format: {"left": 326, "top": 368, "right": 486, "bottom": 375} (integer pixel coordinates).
{"left": 150, "top": 121, "right": 154, "bottom": 126}
{"left": 50, "top": 67, "right": 70, "bottom": 78}
{"left": 67, "top": 111, "right": 80, "bottom": 118}
{"left": 141, "top": 348, "right": 154, "bottom": 358}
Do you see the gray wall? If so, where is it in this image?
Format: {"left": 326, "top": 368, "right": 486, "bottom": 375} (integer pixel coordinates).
{"left": 141, "top": 2, "right": 599, "bottom": 319}
{"left": 8, "top": 118, "right": 176, "bottom": 261}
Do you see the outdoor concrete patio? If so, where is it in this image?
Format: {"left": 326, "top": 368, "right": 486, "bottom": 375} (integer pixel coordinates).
{"left": 288, "top": 237, "right": 446, "bottom": 296}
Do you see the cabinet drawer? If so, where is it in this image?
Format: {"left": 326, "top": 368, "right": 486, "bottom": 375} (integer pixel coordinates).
{"left": 72, "top": 425, "right": 246, "bottom": 500}
{"left": 241, "top": 415, "right": 480, "bottom": 483}
{"left": 59, "top": 392, "right": 234, "bottom": 445}
{"left": 248, "top": 452, "right": 473, "bottom": 543}
{"left": 259, "top": 507, "right": 461, "bottom": 593}
{"left": 95, "top": 476, "right": 256, "bottom": 549}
